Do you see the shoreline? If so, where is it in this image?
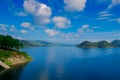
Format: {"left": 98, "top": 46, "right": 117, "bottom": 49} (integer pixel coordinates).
{"left": 0, "top": 49, "right": 32, "bottom": 70}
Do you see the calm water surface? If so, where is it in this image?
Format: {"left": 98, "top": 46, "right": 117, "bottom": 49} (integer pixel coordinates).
{"left": 1, "top": 47, "right": 120, "bottom": 80}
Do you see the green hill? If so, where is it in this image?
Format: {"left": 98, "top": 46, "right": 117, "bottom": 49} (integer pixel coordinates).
{"left": 111, "top": 39, "right": 120, "bottom": 47}
{"left": 77, "top": 40, "right": 115, "bottom": 48}
{"left": 0, "top": 34, "right": 32, "bottom": 69}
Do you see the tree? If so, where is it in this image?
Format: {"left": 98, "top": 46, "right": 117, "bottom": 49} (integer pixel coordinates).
{"left": 0, "top": 34, "right": 23, "bottom": 51}
{"left": 14, "top": 39, "right": 23, "bottom": 51}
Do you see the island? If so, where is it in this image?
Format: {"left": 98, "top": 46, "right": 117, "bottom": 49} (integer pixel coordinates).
{"left": 0, "top": 34, "right": 32, "bottom": 69}
{"left": 76, "top": 40, "right": 120, "bottom": 48}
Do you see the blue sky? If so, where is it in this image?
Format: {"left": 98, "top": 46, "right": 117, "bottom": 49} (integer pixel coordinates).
{"left": 0, "top": 0, "right": 120, "bottom": 44}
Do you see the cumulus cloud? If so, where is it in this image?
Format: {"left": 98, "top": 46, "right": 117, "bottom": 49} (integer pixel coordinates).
{"left": 108, "top": 0, "right": 120, "bottom": 9}
{"left": 20, "top": 22, "right": 35, "bottom": 30}
{"left": 20, "top": 30, "right": 27, "bottom": 34}
{"left": 21, "top": 22, "right": 32, "bottom": 28}
{"left": 23, "top": 0, "right": 52, "bottom": 25}
{"left": 34, "top": 16, "right": 50, "bottom": 25}
{"left": 52, "top": 16, "right": 71, "bottom": 28}
{"left": 45, "top": 29, "right": 59, "bottom": 37}
{"left": 78, "top": 25, "right": 93, "bottom": 33}
{"left": 64, "top": 0, "right": 87, "bottom": 12}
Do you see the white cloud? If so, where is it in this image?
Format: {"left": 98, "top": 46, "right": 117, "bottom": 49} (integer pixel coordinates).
{"left": 100, "top": 13, "right": 112, "bottom": 17}
{"left": 0, "top": 26, "right": 7, "bottom": 31}
{"left": 20, "top": 22, "right": 35, "bottom": 30}
{"left": 20, "top": 30, "right": 27, "bottom": 34}
{"left": 64, "top": 0, "right": 87, "bottom": 12}
{"left": 108, "top": 0, "right": 120, "bottom": 9}
{"left": 78, "top": 25, "right": 93, "bottom": 33}
{"left": 75, "top": 34, "right": 79, "bottom": 37}
{"left": 96, "top": 11, "right": 112, "bottom": 20}
{"left": 15, "top": 12, "right": 27, "bottom": 16}
{"left": 0, "top": 24, "right": 8, "bottom": 31}
{"left": 98, "top": 11, "right": 113, "bottom": 17}
{"left": 17, "top": 37, "right": 22, "bottom": 40}
{"left": 96, "top": 17, "right": 108, "bottom": 20}
{"left": 34, "top": 16, "right": 50, "bottom": 25}
{"left": 0, "top": 24, "right": 8, "bottom": 27}
{"left": 23, "top": 0, "right": 52, "bottom": 25}
{"left": 21, "top": 22, "right": 32, "bottom": 28}
{"left": 52, "top": 16, "right": 71, "bottom": 28}
{"left": 45, "top": 29, "right": 59, "bottom": 37}
{"left": 9, "top": 25, "right": 16, "bottom": 32}
{"left": 108, "top": 18, "right": 120, "bottom": 23}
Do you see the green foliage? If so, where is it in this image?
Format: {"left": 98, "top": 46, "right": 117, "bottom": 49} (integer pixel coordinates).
{"left": 0, "top": 34, "right": 23, "bottom": 51}
{"left": 4, "top": 60, "right": 12, "bottom": 65}
{"left": 0, "top": 34, "right": 32, "bottom": 67}
{"left": 18, "top": 51, "right": 32, "bottom": 61}
{"left": 0, "top": 50, "right": 11, "bottom": 59}
{"left": 0, "top": 49, "right": 32, "bottom": 66}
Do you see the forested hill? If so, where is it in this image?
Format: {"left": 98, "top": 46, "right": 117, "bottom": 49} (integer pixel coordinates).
{"left": 0, "top": 34, "right": 74, "bottom": 48}
{"left": 0, "top": 34, "right": 23, "bottom": 50}
{"left": 0, "top": 34, "right": 32, "bottom": 68}
{"left": 76, "top": 40, "right": 120, "bottom": 48}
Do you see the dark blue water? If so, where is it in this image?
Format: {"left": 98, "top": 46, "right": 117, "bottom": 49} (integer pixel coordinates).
{"left": 1, "top": 47, "right": 120, "bottom": 80}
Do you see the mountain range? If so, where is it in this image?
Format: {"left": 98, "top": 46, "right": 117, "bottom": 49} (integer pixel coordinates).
{"left": 76, "top": 40, "right": 120, "bottom": 48}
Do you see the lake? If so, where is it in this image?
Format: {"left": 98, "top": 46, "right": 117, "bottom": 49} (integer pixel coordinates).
{"left": 1, "top": 47, "right": 120, "bottom": 80}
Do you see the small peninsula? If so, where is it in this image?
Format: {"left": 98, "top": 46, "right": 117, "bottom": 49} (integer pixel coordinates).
{"left": 76, "top": 40, "right": 120, "bottom": 48}
{"left": 0, "top": 35, "right": 32, "bottom": 69}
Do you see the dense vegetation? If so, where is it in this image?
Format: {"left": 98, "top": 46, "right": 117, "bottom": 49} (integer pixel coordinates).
{"left": 0, "top": 35, "right": 23, "bottom": 51}
{"left": 77, "top": 40, "right": 120, "bottom": 48}
{"left": 0, "top": 34, "right": 32, "bottom": 67}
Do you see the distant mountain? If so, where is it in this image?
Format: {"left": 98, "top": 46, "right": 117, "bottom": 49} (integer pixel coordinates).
{"left": 98, "top": 41, "right": 113, "bottom": 48}
{"left": 76, "top": 40, "right": 115, "bottom": 48}
{"left": 19, "top": 40, "right": 36, "bottom": 47}
{"left": 76, "top": 41, "right": 98, "bottom": 48}
{"left": 20, "top": 40, "right": 75, "bottom": 47}
{"left": 111, "top": 40, "right": 120, "bottom": 47}
{"left": 28, "top": 40, "right": 53, "bottom": 46}
{"left": 19, "top": 40, "right": 53, "bottom": 47}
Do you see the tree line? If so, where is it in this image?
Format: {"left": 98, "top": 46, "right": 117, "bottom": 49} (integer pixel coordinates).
{"left": 0, "top": 35, "right": 23, "bottom": 51}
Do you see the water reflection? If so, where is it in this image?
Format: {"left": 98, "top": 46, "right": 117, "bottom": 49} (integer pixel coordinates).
{"left": 1, "top": 47, "right": 120, "bottom": 80}
{"left": 0, "top": 64, "right": 26, "bottom": 80}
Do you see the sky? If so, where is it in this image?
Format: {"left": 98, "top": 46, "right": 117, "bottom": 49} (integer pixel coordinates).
{"left": 0, "top": 0, "right": 120, "bottom": 44}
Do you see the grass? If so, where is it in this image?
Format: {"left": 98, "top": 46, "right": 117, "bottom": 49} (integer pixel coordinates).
{"left": 18, "top": 51, "right": 32, "bottom": 61}
{"left": 0, "top": 50, "right": 11, "bottom": 59}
